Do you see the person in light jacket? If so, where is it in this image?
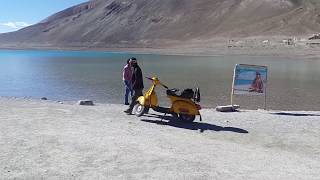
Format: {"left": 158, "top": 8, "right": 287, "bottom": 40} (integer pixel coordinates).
{"left": 122, "top": 59, "right": 133, "bottom": 105}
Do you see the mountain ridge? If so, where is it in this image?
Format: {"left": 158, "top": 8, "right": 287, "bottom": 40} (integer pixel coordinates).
{"left": 1, "top": 0, "right": 320, "bottom": 49}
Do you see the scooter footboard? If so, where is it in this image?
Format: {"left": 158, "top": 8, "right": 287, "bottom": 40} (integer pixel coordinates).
{"left": 153, "top": 106, "right": 170, "bottom": 114}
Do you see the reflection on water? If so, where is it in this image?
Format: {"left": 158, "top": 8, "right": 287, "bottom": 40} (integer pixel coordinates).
{"left": 0, "top": 50, "right": 319, "bottom": 110}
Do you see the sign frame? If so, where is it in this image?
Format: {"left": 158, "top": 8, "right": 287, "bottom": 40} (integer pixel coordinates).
{"left": 231, "top": 64, "right": 268, "bottom": 110}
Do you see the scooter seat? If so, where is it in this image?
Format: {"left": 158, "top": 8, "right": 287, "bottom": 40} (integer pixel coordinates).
{"left": 166, "top": 88, "right": 180, "bottom": 97}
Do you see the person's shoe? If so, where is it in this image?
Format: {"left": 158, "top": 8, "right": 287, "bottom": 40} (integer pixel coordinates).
{"left": 124, "top": 102, "right": 130, "bottom": 105}
{"left": 123, "top": 109, "right": 132, "bottom": 114}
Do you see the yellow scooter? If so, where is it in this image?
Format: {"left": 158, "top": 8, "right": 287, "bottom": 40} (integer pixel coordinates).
{"left": 133, "top": 76, "right": 202, "bottom": 122}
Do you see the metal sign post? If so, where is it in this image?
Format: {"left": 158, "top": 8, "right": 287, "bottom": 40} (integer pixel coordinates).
{"left": 230, "top": 66, "right": 236, "bottom": 107}
{"left": 264, "top": 68, "right": 268, "bottom": 110}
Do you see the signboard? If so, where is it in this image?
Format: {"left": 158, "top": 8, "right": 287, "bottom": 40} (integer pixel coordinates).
{"left": 230, "top": 64, "right": 268, "bottom": 109}
{"left": 232, "top": 64, "right": 268, "bottom": 95}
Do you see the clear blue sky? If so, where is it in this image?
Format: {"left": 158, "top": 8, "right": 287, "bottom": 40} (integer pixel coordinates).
{"left": 0, "top": 0, "right": 88, "bottom": 33}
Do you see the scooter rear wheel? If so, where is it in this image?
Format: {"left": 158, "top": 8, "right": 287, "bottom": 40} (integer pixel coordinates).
{"left": 179, "top": 113, "right": 195, "bottom": 123}
{"left": 134, "top": 103, "right": 146, "bottom": 117}
{"left": 172, "top": 113, "right": 179, "bottom": 119}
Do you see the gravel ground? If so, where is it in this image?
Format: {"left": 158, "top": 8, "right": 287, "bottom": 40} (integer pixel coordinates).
{"left": 0, "top": 97, "right": 319, "bottom": 180}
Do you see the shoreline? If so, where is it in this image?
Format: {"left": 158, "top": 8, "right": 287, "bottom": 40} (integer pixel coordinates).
{"left": 1, "top": 42, "right": 320, "bottom": 59}
{"left": 1, "top": 95, "right": 319, "bottom": 114}
{"left": 0, "top": 95, "right": 305, "bottom": 112}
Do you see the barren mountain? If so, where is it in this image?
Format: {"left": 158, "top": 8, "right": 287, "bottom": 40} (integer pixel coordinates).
{"left": 1, "top": 0, "right": 320, "bottom": 49}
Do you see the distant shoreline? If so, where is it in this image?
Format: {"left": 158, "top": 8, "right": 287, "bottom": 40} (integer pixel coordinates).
{"left": 1, "top": 42, "right": 320, "bottom": 59}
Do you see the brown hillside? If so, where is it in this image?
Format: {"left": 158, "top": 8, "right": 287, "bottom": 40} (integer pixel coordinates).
{"left": 0, "top": 0, "right": 320, "bottom": 48}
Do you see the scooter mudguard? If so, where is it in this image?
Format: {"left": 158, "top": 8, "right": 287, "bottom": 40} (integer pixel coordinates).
{"left": 137, "top": 96, "right": 146, "bottom": 106}
{"left": 172, "top": 100, "right": 199, "bottom": 115}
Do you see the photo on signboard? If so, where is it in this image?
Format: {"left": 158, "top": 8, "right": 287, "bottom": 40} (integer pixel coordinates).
{"left": 233, "top": 64, "right": 268, "bottom": 95}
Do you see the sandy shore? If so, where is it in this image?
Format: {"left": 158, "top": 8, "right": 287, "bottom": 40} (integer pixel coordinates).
{"left": 1, "top": 97, "right": 320, "bottom": 179}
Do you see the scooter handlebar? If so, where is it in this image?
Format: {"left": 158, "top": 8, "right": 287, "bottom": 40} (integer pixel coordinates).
{"left": 145, "top": 77, "right": 168, "bottom": 89}
{"left": 145, "top": 77, "right": 153, "bottom": 81}
{"left": 161, "top": 84, "right": 169, "bottom": 89}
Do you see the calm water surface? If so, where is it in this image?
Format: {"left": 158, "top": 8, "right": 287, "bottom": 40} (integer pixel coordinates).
{"left": 0, "top": 50, "right": 319, "bottom": 110}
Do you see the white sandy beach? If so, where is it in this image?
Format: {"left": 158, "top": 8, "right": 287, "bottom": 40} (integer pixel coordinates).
{"left": 0, "top": 97, "right": 320, "bottom": 179}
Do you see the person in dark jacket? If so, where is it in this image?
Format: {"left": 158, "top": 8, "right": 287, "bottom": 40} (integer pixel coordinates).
{"left": 124, "top": 57, "right": 144, "bottom": 114}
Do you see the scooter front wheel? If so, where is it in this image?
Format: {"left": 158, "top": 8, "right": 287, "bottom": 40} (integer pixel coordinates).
{"left": 179, "top": 113, "right": 195, "bottom": 123}
{"left": 133, "top": 103, "right": 146, "bottom": 117}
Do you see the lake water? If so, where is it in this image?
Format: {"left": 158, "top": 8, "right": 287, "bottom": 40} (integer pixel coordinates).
{"left": 0, "top": 49, "right": 319, "bottom": 110}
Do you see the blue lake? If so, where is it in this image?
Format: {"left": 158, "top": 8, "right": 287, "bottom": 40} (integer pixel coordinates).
{"left": 1, "top": 49, "right": 320, "bottom": 110}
